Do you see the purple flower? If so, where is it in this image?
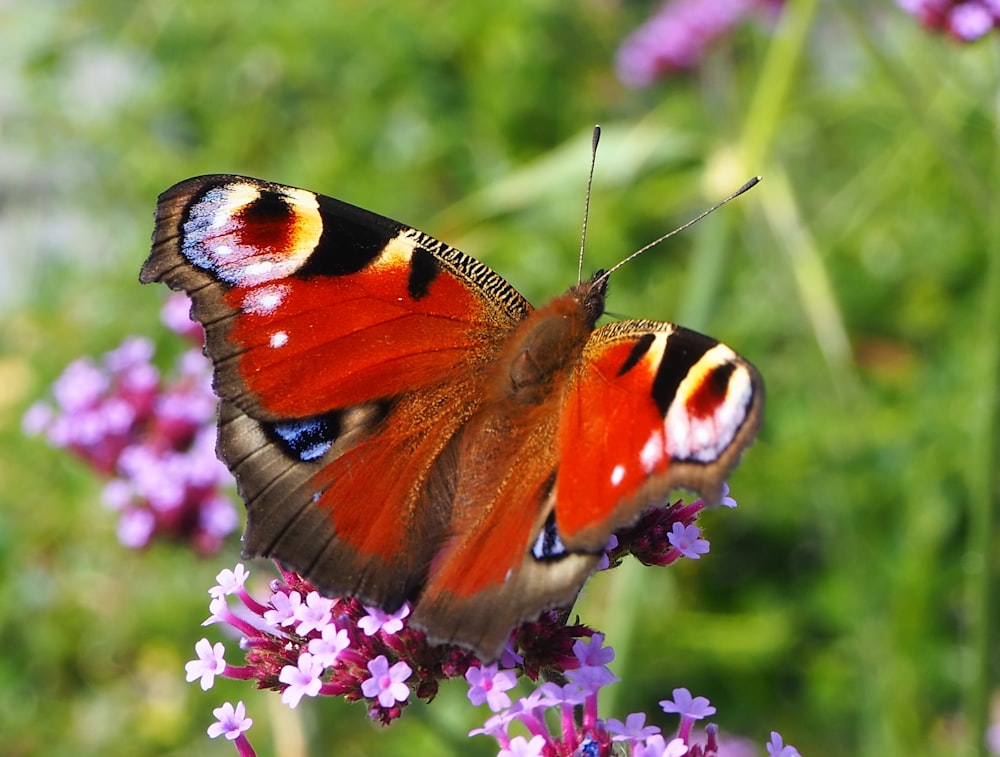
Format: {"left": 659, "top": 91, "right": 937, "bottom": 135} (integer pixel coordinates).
{"left": 468, "top": 711, "right": 516, "bottom": 740}
{"left": 161, "top": 292, "right": 204, "bottom": 340}
{"left": 634, "top": 735, "right": 689, "bottom": 757}
{"left": 52, "top": 357, "right": 110, "bottom": 412}
{"left": 24, "top": 305, "right": 238, "bottom": 554}
{"left": 358, "top": 603, "right": 410, "bottom": 636}
{"left": 185, "top": 638, "right": 227, "bottom": 690}
{"left": 616, "top": 0, "right": 784, "bottom": 86}
{"left": 660, "top": 687, "right": 717, "bottom": 742}
{"left": 293, "top": 591, "right": 334, "bottom": 635}
{"left": 279, "top": 652, "right": 325, "bottom": 708}
{"left": 607, "top": 494, "right": 720, "bottom": 568}
{"left": 207, "top": 700, "right": 253, "bottom": 740}
{"left": 361, "top": 655, "right": 412, "bottom": 708}
{"left": 572, "top": 632, "right": 615, "bottom": 668}
{"left": 897, "top": 0, "right": 1000, "bottom": 41}
{"left": 186, "top": 541, "right": 747, "bottom": 742}
{"left": 766, "top": 730, "right": 802, "bottom": 757}
{"left": 566, "top": 662, "right": 619, "bottom": 691}
{"left": 264, "top": 590, "right": 301, "bottom": 627}
{"left": 667, "top": 523, "right": 710, "bottom": 559}
{"left": 465, "top": 663, "right": 518, "bottom": 712}
{"left": 117, "top": 507, "right": 155, "bottom": 548}
{"left": 308, "top": 624, "right": 351, "bottom": 667}
{"left": 949, "top": 0, "right": 995, "bottom": 37}
{"left": 606, "top": 712, "right": 661, "bottom": 741}
{"left": 660, "top": 687, "right": 717, "bottom": 720}
{"left": 499, "top": 734, "right": 546, "bottom": 757}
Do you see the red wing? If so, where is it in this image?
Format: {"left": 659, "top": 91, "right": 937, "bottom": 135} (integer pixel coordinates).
{"left": 554, "top": 320, "right": 763, "bottom": 549}
{"left": 140, "top": 175, "right": 531, "bottom": 613}
{"left": 141, "top": 175, "right": 530, "bottom": 420}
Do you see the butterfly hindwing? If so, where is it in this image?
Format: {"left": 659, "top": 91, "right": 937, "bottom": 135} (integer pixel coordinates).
{"left": 554, "top": 320, "right": 763, "bottom": 549}
{"left": 411, "top": 312, "right": 763, "bottom": 655}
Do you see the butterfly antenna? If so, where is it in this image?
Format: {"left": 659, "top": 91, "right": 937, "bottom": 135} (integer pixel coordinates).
{"left": 596, "top": 175, "right": 761, "bottom": 286}
{"left": 577, "top": 125, "right": 602, "bottom": 285}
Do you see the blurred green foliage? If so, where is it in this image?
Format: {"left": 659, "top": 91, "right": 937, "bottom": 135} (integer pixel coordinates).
{"left": 2, "top": 1, "right": 998, "bottom": 756}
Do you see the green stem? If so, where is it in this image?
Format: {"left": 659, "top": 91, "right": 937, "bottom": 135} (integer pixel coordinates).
{"left": 967, "top": 124, "right": 1000, "bottom": 757}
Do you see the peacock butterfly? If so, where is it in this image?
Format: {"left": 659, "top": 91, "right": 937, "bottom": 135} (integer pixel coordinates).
{"left": 140, "top": 146, "right": 763, "bottom": 660}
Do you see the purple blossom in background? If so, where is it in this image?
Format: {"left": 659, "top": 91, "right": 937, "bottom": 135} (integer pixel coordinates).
{"left": 616, "top": 0, "right": 785, "bottom": 86}
{"left": 766, "top": 731, "right": 802, "bottom": 757}
{"left": 897, "top": 0, "right": 1000, "bottom": 41}
{"left": 23, "top": 293, "right": 238, "bottom": 553}
{"left": 207, "top": 701, "right": 256, "bottom": 757}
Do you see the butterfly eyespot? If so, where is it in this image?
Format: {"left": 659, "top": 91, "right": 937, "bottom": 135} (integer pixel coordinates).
{"left": 181, "top": 182, "right": 322, "bottom": 287}
{"left": 271, "top": 415, "right": 339, "bottom": 461}
{"left": 531, "top": 513, "right": 568, "bottom": 561}
{"left": 665, "top": 354, "right": 754, "bottom": 462}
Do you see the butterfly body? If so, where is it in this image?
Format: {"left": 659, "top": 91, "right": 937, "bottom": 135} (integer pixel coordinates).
{"left": 141, "top": 174, "right": 762, "bottom": 659}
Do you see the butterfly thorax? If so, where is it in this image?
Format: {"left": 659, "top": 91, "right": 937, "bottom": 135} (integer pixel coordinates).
{"left": 495, "top": 276, "right": 606, "bottom": 407}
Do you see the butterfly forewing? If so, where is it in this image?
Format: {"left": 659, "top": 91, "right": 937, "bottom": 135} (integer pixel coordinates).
{"left": 143, "top": 176, "right": 530, "bottom": 420}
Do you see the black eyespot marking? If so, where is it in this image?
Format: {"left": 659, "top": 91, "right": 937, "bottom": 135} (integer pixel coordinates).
{"left": 408, "top": 246, "right": 440, "bottom": 300}
{"left": 651, "top": 330, "right": 715, "bottom": 415}
{"left": 243, "top": 191, "right": 293, "bottom": 223}
{"left": 617, "top": 333, "right": 656, "bottom": 377}
{"left": 269, "top": 412, "right": 342, "bottom": 461}
{"left": 708, "top": 361, "right": 735, "bottom": 396}
{"left": 531, "top": 512, "right": 568, "bottom": 562}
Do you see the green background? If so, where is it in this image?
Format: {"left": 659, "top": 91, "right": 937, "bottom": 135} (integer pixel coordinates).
{"left": 2, "top": 1, "right": 998, "bottom": 755}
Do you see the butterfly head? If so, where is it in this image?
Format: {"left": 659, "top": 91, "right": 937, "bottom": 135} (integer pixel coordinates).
{"left": 575, "top": 269, "right": 609, "bottom": 327}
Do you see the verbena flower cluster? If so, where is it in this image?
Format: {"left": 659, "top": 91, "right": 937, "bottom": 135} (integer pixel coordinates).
{"left": 190, "top": 562, "right": 802, "bottom": 757}
{"left": 616, "top": 0, "right": 785, "bottom": 87}
{"left": 897, "top": 0, "right": 1000, "bottom": 41}
{"left": 23, "top": 294, "right": 238, "bottom": 553}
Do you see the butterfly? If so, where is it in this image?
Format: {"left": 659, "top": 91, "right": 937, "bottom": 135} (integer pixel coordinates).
{"left": 140, "top": 166, "right": 763, "bottom": 660}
